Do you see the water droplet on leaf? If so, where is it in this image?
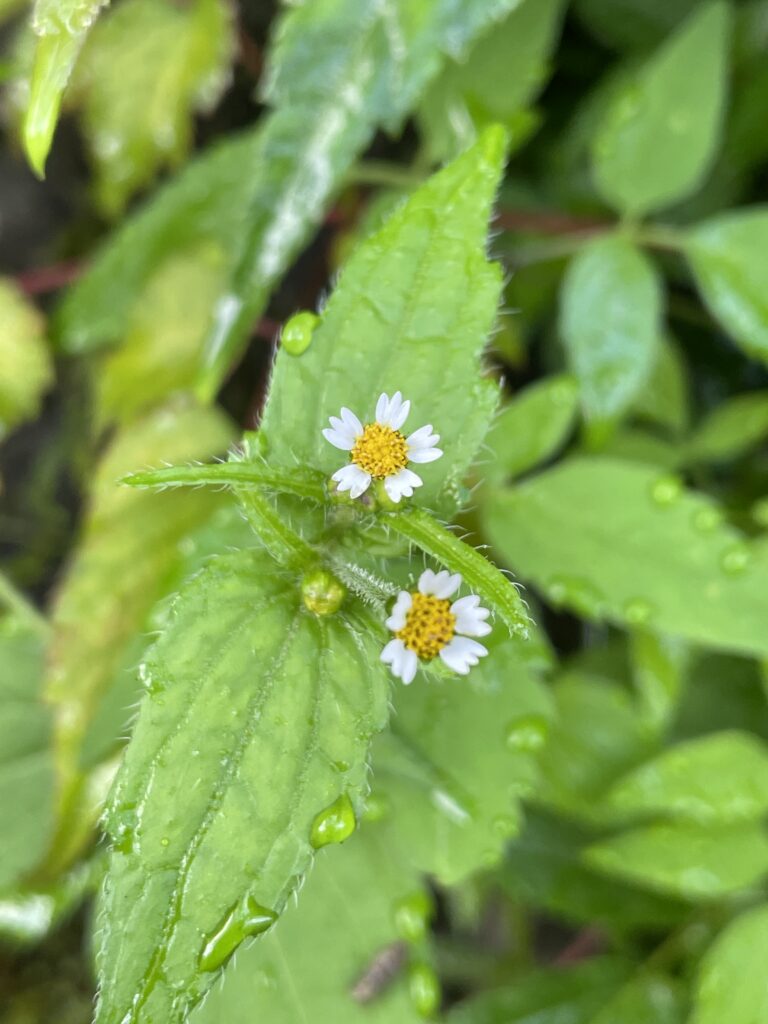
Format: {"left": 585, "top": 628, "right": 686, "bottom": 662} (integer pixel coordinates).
{"left": 393, "top": 890, "right": 434, "bottom": 942}
{"left": 693, "top": 507, "right": 722, "bottom": 533}
{"left": 310, "top": 792, "right": 357, "bottom": 848}
{"left": 544, "top": 575, "right": 604, "bottom": 618}
{"left": 281, "top": 311, "right": 319, "bottom": 356}
{"left": 362, "top": 791, "right": 390, "bottom": 822}
{"left": 623, "top": 597, "right": 654, "bottom": 625}
{"left": 650, "top": 475, "right": 682, "bottom": 507}
{"left": 720, "top": 543, "right": 751, "bottom": 576}
{"left": 301, "top": 568, "right": 345, "bottom": 616}
{"left": 199, "top": 895, "right": 278, "bottom": 972}
{"left": 408, "top": 962, "right": 441, "bottom": 1018}
{"left": 505, "top": 714, "right": 549, "bottom": 753}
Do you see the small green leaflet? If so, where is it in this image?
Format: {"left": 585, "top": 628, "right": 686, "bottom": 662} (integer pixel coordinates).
{"left": 686, "top": 208, "right": 768, "bottom": 366}
{"left": 574, "top": 0, "right": 700, "bottom": 53}
{"left": 559, "top": 235, "right": 661, "bottom": 435}
{"left": 591, "top": 2, "right": 730, "bottom": 216}
{"left": 261, "top": 128, "right": 506, "bottom": 511}
{"left": 190, "top": 825, "right": 424, "bottom": 1024}
{"left": 690, "top": 904, "right": 768, "bottom": 1024}
{"left": 0, "top": 278, "right": 52, "bottom": 439}
{"left": 95, "top": 552, "right": 390, "bottom": 1024}
{"left": 484, "top": 457, "right": 768, "bottom": 657}
{"left": 23, "top": 0, "right": 110, "bottom": 175}
{"left": 683, "top": 391, "right": 768, "bottom": 464}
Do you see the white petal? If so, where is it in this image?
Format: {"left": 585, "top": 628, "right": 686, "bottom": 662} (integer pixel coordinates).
{"left": 383, "top": 467, "right": 422, "bottom": 502}
{"left": 380, "top": 638, "right": 418, "bottom": 684}
{"left": 439, "top": 635, "right": 488, "bottom": 674}
{"left": 339, "top": 407, "right": 363, "bottom": 434}
{"left": 322, "top": 427, "right": 355, "bottom": 451}
{"left": 406, "top": 425, "right": 440, "bottom": 449}
{"left": 419, "top": 569, "right": 462, "bottom": 598}
{"left": 385, "top": 591, "right": 412, "bottom": 631}
{"left": 451, "top": 594, "right": 492, "bottom": 636}
{"left": 388, "top": 394, "right": 411, "bottom": 431}
{"left": 375, "top": 392, "right": 390, "bottom": 421}
{"left": 400, "top": 649, "right": 418, "bottom": 684}
{"left": 408, "top": 446, "right": 443, "bottom": 464}
{"left": 332, "top": 464, "right": 371, "bottom": 498}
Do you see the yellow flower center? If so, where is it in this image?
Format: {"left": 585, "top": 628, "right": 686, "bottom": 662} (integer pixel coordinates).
{"left": 351, "top": 422, "right": 409, "bottom": 478}
{"left": 397, "top": 593, "right": 456, "bottom": 661}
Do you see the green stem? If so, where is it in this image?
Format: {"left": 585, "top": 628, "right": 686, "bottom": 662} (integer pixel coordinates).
{"left": 121, "top": 462, "right": 326, "bottom": 502}
{"left": 386, "top": 508, "right": 530, "bottom": 638}
{"left": 0, "top": 571, "right": 50, "bottom": 635}
{"left": 346, "top": 160, "right": 426, "bottom": 190}
{"left": 632, "top": 224, "right": 685, "bottom": 253}
{"left": 239, "top": 488, "right": 317, "bottom": 570}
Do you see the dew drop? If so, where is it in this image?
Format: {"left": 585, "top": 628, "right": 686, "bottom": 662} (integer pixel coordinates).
{"left": 199, "top": 895, "right": 278, "bottom": 972}
{"left": 650, "top": 475, "right": 682, "bottom": 507}
{"left": 112, "top": 805, "right": 138, "bottom": 855}
{"left": 408, "top": 962, "right": 441, "bottom": 1019}
{"left": 301, "top": 568, "right": 346, "bottom": 616}
{"left": 505, "top": 714, "right": 549, "bottom": 753}
{"left": 544, "top": 575, "right": 604, "bottom": 618}
{"left": 492, "top": 814, "right": 517, "bottom": 838}
{"left": 160, "top": 837, "right": 170, "bottom": 848}
{"left": 692, "top": 507, "right": 722, "bottom": 533}
{"left": 623, "top": 597, "right": 654, "bottom": 625}
{"left": 281, "top": 311, "right": 319, "bottom": 356}
{"left": 720, "top": 543, "right": 751, "bottom": 576}
{"left": 310, "top": 792, "right": 357, "bottom": 849}
{"left": 393, "top": 890, "right": 434, "bottom": 943}
{"left": 363, "top": 791, "right": 390, "bottom": 822}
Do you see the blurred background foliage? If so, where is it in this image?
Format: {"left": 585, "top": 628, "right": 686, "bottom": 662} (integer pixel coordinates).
{"left": 2, "top": 0, "right": 768, "bottom": 1021}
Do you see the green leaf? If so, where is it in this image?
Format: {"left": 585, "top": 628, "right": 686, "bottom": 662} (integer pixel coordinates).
{"left": 47, "top": 401, "right": 234, "bottom": 799}
{"left": 575, "top": 0, "right": 700, "bottom": 53}
{"left": 446, "top": 958, "right": 633, "bottom": 1024}
{"left": 0, "top": 614, "right": 54, "bottom": 889}
{"left": 0, "top": 278, "right": 52, "bottom": 438}
{"left": 483, "top": 457, "right": 768, "bottom": 658}
{"left": 23, "top": 0, "right": 109, "bottom": 176}
{"left": 71, "top": 0, "right": 233, "bottom": 215}
{"left": 96, "top": 552, "right": 390, "bottom": 1024}
{"left": 190, "top": 825, "right": 422, "bottom": 1024}
{"left": 373, "top": 638, "right": 552, "bottom": 883}
{"left": 629, "top": 630, "right": 688, "bottom": 734}
{"left": 683, "top": 391, "right": 768, "bottom": 464}
{"left": 691, "top": 903, "right": 768, "bottom": 1024}
{"left": 484, "top": 374, "right": 579, "bottom": 482}
{"left": 503, "top": 810, "right": 691, "bottom": 934}
{"left": 261, "top": 128, "right": 506, "bottom": 511}
{"left": 588, "top": 974, "right": 684, "bottom": 1024}
{"left": 560, "top": 235, "right": 662, "bottom": 436}
{"left": 591, "top": 2, "right": 730, "bottom": 216}
{"left": 632, "top": 335, "right": 689, "bottom": 437}
{"left": 417, "top": 0, "right": 565, "bottom": 160}
{"left": 686, "top": 209, "right": 768, "bottom": 365}
{"left": 584, "top": 822, "right": 768, "bottom": 899}
{"left": 604, "top": 731, "right": 768, "bottom": 825}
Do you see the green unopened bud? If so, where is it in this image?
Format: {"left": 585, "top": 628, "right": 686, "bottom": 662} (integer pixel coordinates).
{"left": 301, "top": 568, "right": 345, "bottom": 616}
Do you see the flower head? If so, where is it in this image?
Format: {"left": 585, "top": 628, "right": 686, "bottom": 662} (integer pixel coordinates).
{"left": 322, "top": 392, "right": 442, "bottom": 503}
{"left": 381, "top": 570, "right": 491, "bottom": 684}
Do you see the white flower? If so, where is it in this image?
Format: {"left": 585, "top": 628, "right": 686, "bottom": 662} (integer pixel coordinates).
{"left": 380, "top": 569, "right": 491, "bottom": 684}
{"left": 322, "top": 391, "right": 442, "bottom": 503}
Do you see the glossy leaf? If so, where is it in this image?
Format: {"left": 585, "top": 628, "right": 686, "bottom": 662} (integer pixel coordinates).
{"left": 484, "top": 374, "right": 579, "bottom": 482}
{"left": 261, "top": 128, "right": 506, "bottom": 510}
{"left": 592, "top": 2, "right": 730, "bottom": 216}
{"left": 604, "top": 731, "right": 768, "bottom": 825}
{"left": 373, "top": 638, "right": 552, "bottom": 883}
{"left": 71, "top": 0, "right": 233, "bottom": 215}
{"left": 684, "top": 391, "right": 768, "bottom": 464}
{"left": 23, "top": 0, "right": 109, "bottom": 175}
{"left": 0, "top": 278, "right": 52, "bottom": 439}
{"left": 484, "top": 457, "right": 768, "bottom": 657}
{"left": 584, "top": 822, "right": 768, "bottom": 899}
{"left": 686, "top": 209, "right": 768, "bottom": 365}
{"left": 691, "top": 903, "right": 768, "bottom": 1024}
{"left": 47, "top": 402, "right": 233, "bottom": 791}
{"left": 191, "top": 825, "right": 422, "bottom": 1024}
{"left": 96, "top": 552, "right": 390, "bottom": 1024}
{"left": 0, "top": 614, "right": 54, "bottom": 889}
{"left": 560, "top": 235, "right": 661, "bottom": 434}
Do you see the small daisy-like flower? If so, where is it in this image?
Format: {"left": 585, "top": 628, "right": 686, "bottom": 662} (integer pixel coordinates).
{"left": 322, "top": 391, "right": 442, "bottom": 503}
{"left": 381, "top": 569, "right": 491, "bottom": 685}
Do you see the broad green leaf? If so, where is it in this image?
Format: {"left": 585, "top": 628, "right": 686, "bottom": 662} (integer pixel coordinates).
{"left": 686, "top": 209, "right": 768, "bottom": 365}
{"left": 632, "top": 336, "right": 689, "bottom": 437}
{"left": 96, "top": 552, "right": 390, "bottom": 1024}
{"left": 95, "top": 245, "right": 228, "bottom": 425}
{"left": 261, "top": 129, "right": 506, "bottom": 510}
{"left": 484, "top": 457, "right": 768, "bottom": 657}
{"left": 417, "top": 0, "right": 564, "bottom": 160}
{"left": 604, "top": 731, "right": 768, "bottom": 825}
{"left": 503, "top": 810, "right": 691, "bottom": 934}
{"left": 191, "top": 825, "right": 422, "bottom": 1024}
{"left": 0, "top": 614, "right": 53, "bottom": 889}
{"left": 588, "top": 974, "right": 684, "bottom": 1024}
{"left": 691, "top": 903, "right": 768, "bottom": 1024}
{"left": 560, "top": 235, "right": 661, "bottom": 436}
{"left": 23, "top": 0, "right": 109, "bottom": 176}
{"left": 484, "top": 374, "right": 579, "bottom": 482}
{"left": 575, "top": 0, "right": 700, "bottom": 52}
{"left": 675, "top": 652, "right": 768, "bottom": 744}
{"left": 536, "top": 675, "right": 656, "bottom": 822}
{"left": 47, "top": 402, "right": 233, "bottom": 796}
{"left": 55, "top": 0, "right": 517, "bottom": 389}
{"left": 71, "top": 0, "right": 233, "bottom": 215}
{"left": 599, "top": 429, "right": 683, "bottom": 470}
{"left": 446, "top": 958, "right": 633, "bottom": 1024}
{"left": 591, "top": 2, "right": 730, "bottom": 216}
{"left": 684, "top": 391, "right": 768, "bottom": 464}
{"left": 373, "top": 638, "right": 552, "bottom": 883}
{"left": 584, "top": 822, "right": 768, "bottom": 899}
{"left": 0, "top": 278, "right": 52, "bottom": 438}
